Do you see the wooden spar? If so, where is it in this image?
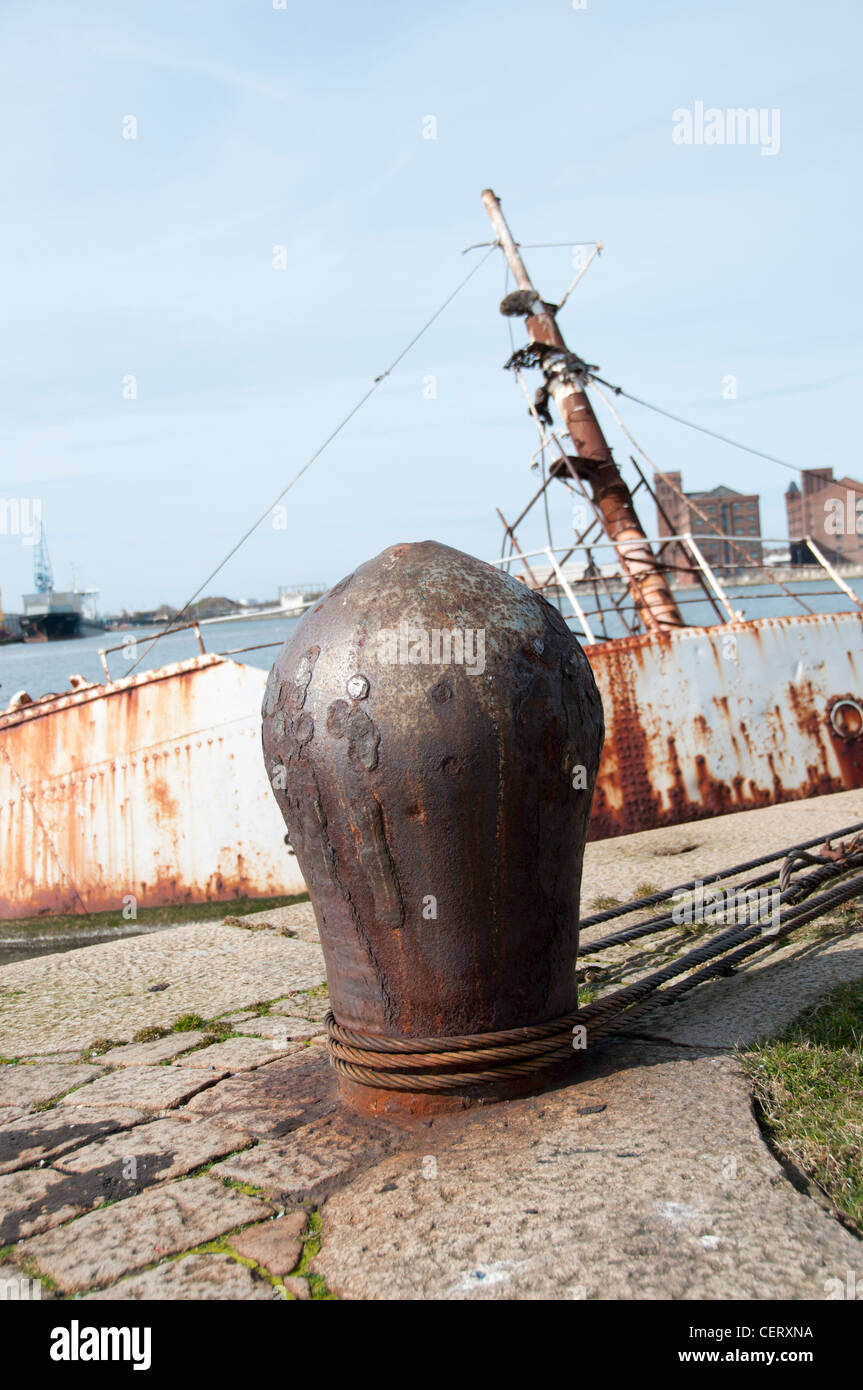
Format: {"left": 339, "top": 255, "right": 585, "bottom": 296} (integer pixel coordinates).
{"left": 481, "top": 189, "right": 684, "bottom": 632}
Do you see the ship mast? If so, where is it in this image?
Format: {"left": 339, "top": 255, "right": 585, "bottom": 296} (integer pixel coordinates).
{"left": 481, "top": 189, "right": 683, "bottom": 632}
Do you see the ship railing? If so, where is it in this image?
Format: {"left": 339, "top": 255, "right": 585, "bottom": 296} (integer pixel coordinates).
{"left": 489, "top": 534, "right": 863, "bottom": 643}
{"left": 98, "top": 622, "right": 206, "bottom": 679}
{"left": 95, "top": 533, "right": 861, "bottom": 678}
{"left": 97, "top": 605, "right": 315, "bottom": 681}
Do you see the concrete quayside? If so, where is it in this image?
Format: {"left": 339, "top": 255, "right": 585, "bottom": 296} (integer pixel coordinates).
{"left": 1, "top": 791, "right": 860, "bottom": 1301}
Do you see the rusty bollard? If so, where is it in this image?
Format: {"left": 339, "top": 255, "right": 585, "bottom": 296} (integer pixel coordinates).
{"left": 261, "top": 540, "right": 604, "bottom": 1116}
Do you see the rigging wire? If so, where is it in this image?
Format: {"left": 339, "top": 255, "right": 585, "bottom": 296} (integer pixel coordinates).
{"left": 479, "top": 229, "right": 803, "bottom": 477}
{"left": 126, "top": 243, "right": 499, "bottom": 677}
{"left": 588, "top": 379, "right": 814, "bottom": 615}
{"left": 589, "top": 374, "right": 803, "bottom": 476}
{"left": 555, "top": 242, "right": 602, "bottom": 314}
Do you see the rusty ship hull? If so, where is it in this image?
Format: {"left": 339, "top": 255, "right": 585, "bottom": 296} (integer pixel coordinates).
{"left": 0, "top": 654, "right": 305, "bottom": 919}
{"left": 2, "top": 607, "right": 862, "bottom": 918}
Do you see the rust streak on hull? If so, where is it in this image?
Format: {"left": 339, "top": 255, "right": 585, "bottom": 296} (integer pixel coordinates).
{"left": 584, "top": 609, "right": 863, "bottom": 838}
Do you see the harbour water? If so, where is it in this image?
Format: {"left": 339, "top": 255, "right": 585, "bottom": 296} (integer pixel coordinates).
{"left": 0, "top": 919, "right": 178, "bottom": 966}
{"left": 0, "top": 612, "right": 303, "bottom": 702}
{"left": 2, "top": 580, "right": 862, "bottom": 701}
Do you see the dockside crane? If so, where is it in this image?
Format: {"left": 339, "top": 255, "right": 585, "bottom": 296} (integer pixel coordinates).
{"left": 34, "top": 524, "right": 54, "bottom": 595}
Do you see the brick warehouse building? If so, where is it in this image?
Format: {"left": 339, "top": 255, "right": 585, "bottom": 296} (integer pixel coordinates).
{"left": 653, "top": 471, "right": 763, "bottom": 580}
{"left": 785, "top": 467, "right": 863, "bottom": 565}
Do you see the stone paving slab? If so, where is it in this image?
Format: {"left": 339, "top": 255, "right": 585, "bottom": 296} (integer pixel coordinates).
{"left": 23, "top": 1051, "right": 87, "bottom": 1065}
{"left": 96, "top": 1033, "right": 207, "bottom": 1066}
{"left": 84, "top": 1252, "right": 280, "bottom": 1300}
{"left": 229, "top": 1212, "right": 308, "bottom": 1275}
{"left": 282, "top": 1274, "right": 312, "bottom": 1299}
{"left": 0, "top": 1063, "right": 102, "bottom": 1110}
{"left": 57, "top": 1064, "right": 227, "bottom": 1114}
{"left": 54, "top": 1115, "right": 253, "bottom": 1186}
{"left": 185, "top": 1045, "right": 335, "bottom": 1137}
{"left": 20, "top": 1179, "right": 271, "bottom": 1293}
{"left": 229, "top": 901, "right": 319, "bottom": 943}
{"left": 211, "top": 1111, "right": 404, "bottom": 1206}
{"left": 270, "top": 995, "right": 330, "bottom": 1023}
{"left": 0, "top": 1106, "right": 147, "bottom": 1174}
{"left": 314, "top": 1038, "right": 863, "bottom": 1300}
{"left": 0, "top": 1168, "right": 95, "bottom": 1243}
{"left": 0, "top": 923, "right": 326, "bottom": 1055}
{"left": 86, "top": 1251, "right": 279, "bottom": 1301}
{"left": 176, "top": 1037, "right": 304, "bottom": 1072}
{"left": 232, "top": 1016, "right": 324, "bottom": 1042}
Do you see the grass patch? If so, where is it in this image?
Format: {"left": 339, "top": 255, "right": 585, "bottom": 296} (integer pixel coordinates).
{"left": 590, "top": 895, "right": 620, "bottom": 913}
{"left": 742, "top": 979, "right": 863, "bottom": 1231}
{"left": 165, "top": 1016, "right": 235, "bottom": 1051}
{"left": 133, "top": 1025, "right": 171, "bottom": 1043}
{"left": 173, "top": 1014, "right": 207, "bottom": 1032}
{"left": 219, "top": 1176, "right": 264, "bottom": 1198}
{"left": 13, "top": 1255, "right": 57, "bottom": 1291}
{"left": 81, "top": 1038, "right": 121, "bottom": 1059}
{"left": 291, "top": 1209, "right": 336, "bottom": 1299}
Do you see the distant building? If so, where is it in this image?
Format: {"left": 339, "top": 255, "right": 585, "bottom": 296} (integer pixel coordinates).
{"left": 785, "top": 468, "right": 863, "bottom": 565}
{"left": 279, "top": 584, "right": 326, "bottom": 613}
{"left": 654, "top": 471, "right": 763, "bottom": 578}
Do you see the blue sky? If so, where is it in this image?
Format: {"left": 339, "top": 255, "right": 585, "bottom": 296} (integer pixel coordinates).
{"left": 0, "top": 0, "right": 860, "bottom": 612}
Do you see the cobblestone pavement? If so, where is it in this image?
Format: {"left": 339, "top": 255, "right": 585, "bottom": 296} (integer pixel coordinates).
{"left": 0, "top": 794, "right": 861, "bottom": 1300}
{"left": 0, "top": 907, "right": 337, "bottom": 1299}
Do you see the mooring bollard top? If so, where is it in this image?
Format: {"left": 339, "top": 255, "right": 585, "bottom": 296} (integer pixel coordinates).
{"left": 261, "top": 540, "right": 603, "bottom": 1103}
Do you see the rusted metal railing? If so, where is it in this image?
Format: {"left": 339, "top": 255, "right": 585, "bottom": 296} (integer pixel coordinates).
{"left": 98, "top": 621, "right": 206, "bottom": 679}
{"left": 491, "top": 534, "right": 863, "bottom": 641}
{"left": 97, "top": 606, "right": 315, "bottom": 680}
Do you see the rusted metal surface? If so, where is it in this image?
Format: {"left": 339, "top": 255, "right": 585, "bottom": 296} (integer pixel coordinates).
{"left": 481, "top": 188, "right": 684, "bottom": 632}
{"left": 586, "top": 610, "right": 863, "bottom": 838}
{"left": 3, "top": 587, "right": 862, "bottom": 927}
{"left": 0, "top": 654, "right": 303, "bottom": 918}
{"left": 261, "top": 540, "right": 604, "bottom": 1108}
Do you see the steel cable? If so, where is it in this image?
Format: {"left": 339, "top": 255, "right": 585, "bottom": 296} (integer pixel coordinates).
{"left": 327, "top": 830, "right": 863, "bottom": 1091}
